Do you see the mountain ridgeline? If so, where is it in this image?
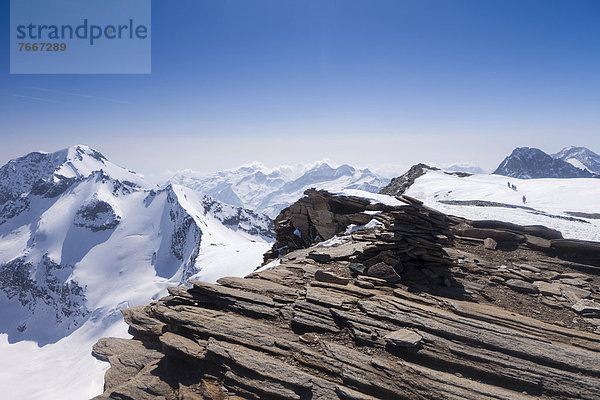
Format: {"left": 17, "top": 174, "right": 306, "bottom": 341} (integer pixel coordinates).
{"left": 170, "top": 162, "right": 388, "bottom": 218}
{"left": 493, "top": 146, "right": 600, "bottom": 179}
{"left": 0, "top": 145, "right": 273, "bottom": 345}
{"left": 553, "top": 146, "right": 600, "bottom": 174}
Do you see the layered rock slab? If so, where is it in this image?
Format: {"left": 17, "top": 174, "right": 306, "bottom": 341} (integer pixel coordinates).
{"left": 93, "top": 261, "right": 600, "bottom": 399}
{"left": 92, "top": 191, "right": 600, "bottom": 400}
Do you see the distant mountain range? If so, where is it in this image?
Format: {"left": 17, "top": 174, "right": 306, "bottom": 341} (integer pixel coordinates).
{"left": 171, "top": 146, "right": 600, "bottom": 219}
{"left": 170, "top": 162, "right": 388, "bottom": 218}
{"left": 493, "top": 146, "right": 600, "bottom": 179}
{"left": 443, "top": 163, "right": 487, "bottom": 175}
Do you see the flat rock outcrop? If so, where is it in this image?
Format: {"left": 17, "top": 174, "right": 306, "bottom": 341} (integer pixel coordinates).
{"left": 92, "top": 190, "right": 600, "bottom": 400}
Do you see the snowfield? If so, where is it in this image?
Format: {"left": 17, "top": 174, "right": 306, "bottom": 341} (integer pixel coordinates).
{"left": 0, "top": 234, "right": 271, "bottom": 400}
{"left": 405, "top": 170, "right": 600, "bottom": 241}
{"left": 0, "top": 317, "right": 127, "bottom": 400}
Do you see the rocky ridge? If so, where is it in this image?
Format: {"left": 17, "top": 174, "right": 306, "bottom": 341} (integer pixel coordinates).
{"left": 92, "top": 190, "right": 600, "bottom": 400}
{"left": 379, "top": 164, "right": 471, "bottom": 196}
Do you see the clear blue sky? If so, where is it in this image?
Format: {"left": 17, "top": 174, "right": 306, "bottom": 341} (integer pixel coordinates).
{"left": 1, "top": 0, "right": 599, "bottom": 179}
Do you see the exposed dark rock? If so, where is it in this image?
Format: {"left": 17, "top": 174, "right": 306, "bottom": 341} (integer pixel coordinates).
{"left": 379, "top": 164, "right": 473, "bottom": 197}
{"left": 379, "top": 163, "right": 437, "bottom": 196}
{"left": 264, "top": 189, "right": 382, "bottom": 259}
{"left": 471, "top": 220, "right": 563, "bottom": 240}
{"left": 0, "top": 255, "right": 88, "bottom": 344}
{"left": 366, "top": 262, "right": 401, "bottom": 283}
{"left": 565, "top": 211, "right": 600, "bottom": 220}
{"left": 74, "top": 199, "right": 121, "bottom": 231}
{"left": 552, "top": 146, "right": 600, "bottom": 175}
{"left": 384, "top": 329, "right": 423, "bottom": 348}
{"left": 551, "top": 239, "right": 600, "bottom": 267}
{"left": 308, "top": 252, "right": 332, "bottom": 263}
{"left": 93, "top": 191, "right": 600, "bottom": 400}
{"left": 459, "top": 228, "right": 526, "bottom": 244}
{"left": 201, "top": 196, "right": 275, "bottom": 239}
{"left": 533, "top": 281, "right": 562, "bottom": 296}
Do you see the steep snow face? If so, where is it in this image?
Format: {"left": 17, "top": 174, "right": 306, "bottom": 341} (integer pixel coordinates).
{"left": 0, "top": 147, "right": 273, "bottom": 399}
{"left": 493, "top": 147, "right": 592, "bottom": 179}
{"left": 552, "top": 146, "right": 600, "bottom": 175}
{"left": 405, "top": 169, "right": 600, "bottom": 241}
{"left": 0, "top": 172, "right": 271, "bottom": 345}
{"left": 171, "top": 162, "right": 387, "bottom": 218}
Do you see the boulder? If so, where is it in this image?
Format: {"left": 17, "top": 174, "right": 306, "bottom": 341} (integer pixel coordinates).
{"left": 525, "top": 235, "right": 552, "bottom": 250}
{"left": 505, "top": 279, "right": 538, "bottom": 294}
{"left": 308, "top": 252, "right": 332, "bottom": 263}
{"left": 470, "top": 220, "right": 562, "bottom": 240}
{"left": 314, "top": 270, "right": 350, "bottom": 285}
{"left": 384, "top": 329, "right": 423, "bottom": 348}
{"left": 367, "top": 262, "right": 401, "bottom": 283}
{"left": 484, "top": 238, "right": 497, "bottom": 250}
{"left": 572, "top": 299, "right": 600, "bottom": 317}
{"left": 533, "top": 281, "right": 561, "bottom": 297}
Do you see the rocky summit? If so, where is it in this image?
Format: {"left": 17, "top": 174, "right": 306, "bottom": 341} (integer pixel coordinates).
{"left": 92, "top": 190, "right": 600, "bottom": 400}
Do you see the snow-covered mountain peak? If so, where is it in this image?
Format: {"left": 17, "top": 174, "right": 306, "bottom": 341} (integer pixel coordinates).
{"left": 508, "top": 147, "right": 545, "bottom": 161}
{"left": 493, "top": 147, "right": 593, "bottom": 179}
{"left": 0, "top": 146, "right": 273, "bottom": 351}
{"left": 552, "top": 146, "right": 600, "bottom": 175}
{"left": 0, "top": 145, "right": 148, "bottom": 206}
{"left": 57, "top": 145, "right": 147, "bottom": 186}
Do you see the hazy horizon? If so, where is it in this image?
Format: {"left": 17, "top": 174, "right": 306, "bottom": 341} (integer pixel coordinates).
{"left": 1, "top": 141, "right": 597, "bottom": 185}
{"left": 2, "top": 1, "right": 599, "bottom": 178}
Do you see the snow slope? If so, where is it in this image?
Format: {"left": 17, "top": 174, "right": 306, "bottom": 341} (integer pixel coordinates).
{"left": 170, "top": 161, "right": 388, "bottom": 218}
{"left": 405, "top": 170, "right": 600, "bottom": 241}
{"left": 0, "top": 145, "right": 273, "bottom": 399}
